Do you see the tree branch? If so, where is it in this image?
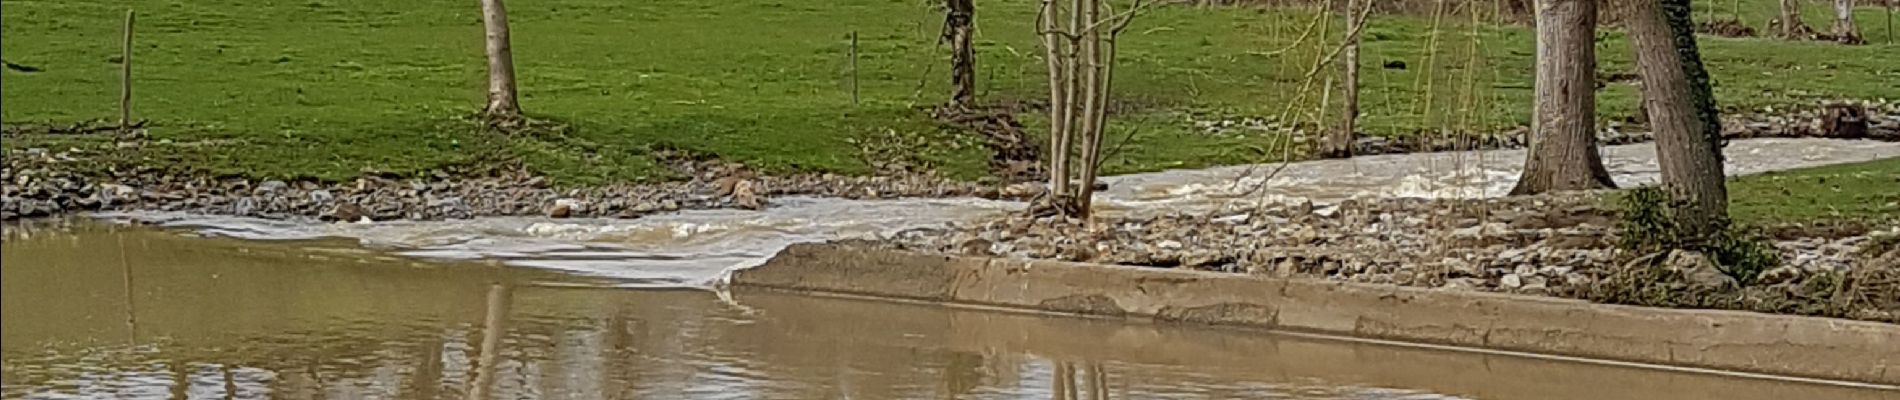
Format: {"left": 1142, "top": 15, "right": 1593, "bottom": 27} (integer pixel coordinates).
{"left": 1244, "top": 6, "right": 1330, "bottom": 58}
{"left": 1081, "top": 0, "right": 1153, "bottom": 35}
{"left": 1095, "top": 124, "right": 1142, "bottom": 165}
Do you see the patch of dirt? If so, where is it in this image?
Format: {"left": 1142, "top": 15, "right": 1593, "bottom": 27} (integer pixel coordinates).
{"left": 849, "top": 127, "right": 946, "bottom": 176}
{"left": 2, "top": 120, "right": 147, "bottom": 137}
{"left": 931, "top": 105, "right": 1045, "bottom": 183}
{"left": 1696, "top": 19, "right": 1757, "bottom": 38}
{"left": 1764, "top": 221, "right": 1872, "bottom": 241}
{"left": 1814, "top": 32, "right": 1868, "bottom": 45}
{"left": 1598, "top": 71, "right": 1640, "bottom": 85}
{"left": 978, "top": 96, "right": 1178, "bottom": 116}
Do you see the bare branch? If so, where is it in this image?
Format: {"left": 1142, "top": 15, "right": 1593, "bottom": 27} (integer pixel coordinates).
{"left": 1095, "top": 124, "right": 1142, "bottom": 165}
{"left": 1225, "top": 1, "right": 1374, "bottom": 202}
{"left": 1244, "top": 7, "right": 1329, "bottom": 59}
{"left": 1295, "top": 3, "right": 1376, "bottom": 81}
{"left": 1037, "top": 28, "right": 1084, "bottom": 41}
{"left": 1080, "top": 0, "right": 1154, "bottom": 35}
{"left": 1108, "top": 0, "right": 1149, "bottom": 34}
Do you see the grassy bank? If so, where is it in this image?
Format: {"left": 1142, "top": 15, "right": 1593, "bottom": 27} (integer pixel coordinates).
{"left": 1588, "top": 158, "right": 1900, "bottom": 227}
{"left": 1728, "top": 157, "right": 1900, "bottom": 226}
{"left": 3, "top": 0, "right": 1896, "bottom": 183}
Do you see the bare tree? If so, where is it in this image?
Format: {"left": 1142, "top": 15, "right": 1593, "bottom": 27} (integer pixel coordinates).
{"left": 1626, "top": 0, "right": 1730, "bottom": 237}
{"left": 1039, "top": 0, "right": 1073, "bottom": 199}
{"left": 1036, "top": 0, "right": 1147, "bottom": 218}
{"left": 1512, "top": 0, "right": 1616, "bottom": 194}
{"left": 1321, "top": 0, "right": 1369, "bottom": 159}
{"left": 481, "top": 0, "right": 522, "bottom": 122}
{"left": 1831, "top": 0, "right": 1865, "bottom": 44}
{"left": 1778, "top": 0, "right": 1817, "bottom": 38}
{"left": 946, "top": 0, "right": 979, "bottom": 108}
{"left": 1074, "top": 0, "right": 1106, "bottom": 216}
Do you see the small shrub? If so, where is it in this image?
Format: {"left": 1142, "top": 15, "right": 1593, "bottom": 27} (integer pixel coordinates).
{"left": 1704, "top": 228, "right": 1780, "bottom": 285}
{"left": 1616, "top": 187, "right": 1781, "bottom": 285}
{"left": 1616, "top": 187, "right": 1679, "bottom": 251}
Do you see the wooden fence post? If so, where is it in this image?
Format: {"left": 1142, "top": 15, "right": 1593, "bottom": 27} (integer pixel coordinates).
{"left": 120, "top": 9, "right": 136, "bottom": 134}
{"left": 849, "top": 31, "right": 860, "bottom": 107}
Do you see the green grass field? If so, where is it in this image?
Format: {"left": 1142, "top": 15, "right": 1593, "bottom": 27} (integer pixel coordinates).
{"left": 3, "top": 0, "right": 1897, "bottom": 183}
{"left": 1729, "top": 157, "right": 1900, "bottom": 225}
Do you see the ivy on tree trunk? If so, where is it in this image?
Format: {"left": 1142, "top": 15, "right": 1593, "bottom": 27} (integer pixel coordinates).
{"left": 1625, "top": 0, "right": 1731, "bottom": 239}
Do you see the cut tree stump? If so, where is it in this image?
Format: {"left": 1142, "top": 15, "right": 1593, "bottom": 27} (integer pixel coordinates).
{"left": 1821, "top": 103, "right": 1868, "bottom": 139}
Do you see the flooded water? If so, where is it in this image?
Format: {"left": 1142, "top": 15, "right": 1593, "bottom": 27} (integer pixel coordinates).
{"left": 89, "top": 138, "right": 1900, "bottom": 289}
{"left": 3, "top": 225, "right": 1891, "bottom": 399}
{"left": 1099, "top": 137, "right": 1900, "bottom": 211}
{"left": 95, "top": 196, "right": 1024, "bottom": 288}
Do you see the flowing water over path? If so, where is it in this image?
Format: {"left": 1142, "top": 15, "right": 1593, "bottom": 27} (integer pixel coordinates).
{"left": 95, "top": 138, "right": 1900, "bottom": 287}
{"left": 1098, "top": 138, "right": 1900, "bottom": 211}
{"left": 2, "top": 226, "right": 1891, "bottom": 399}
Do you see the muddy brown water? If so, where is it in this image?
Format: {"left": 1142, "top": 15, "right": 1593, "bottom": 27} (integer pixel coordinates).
{"left": 3, "top": 224, "right": 1893, "bottom": 399}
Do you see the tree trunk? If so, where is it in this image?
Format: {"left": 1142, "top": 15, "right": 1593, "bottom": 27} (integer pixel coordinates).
{"left": 1831, "top": 0, "right": 1865, "bottom": 43}
{"left": 1039, "top": 0, "right": 1073, "bottom": 197}
{"left": 1035, "top": 0, "right": 1137, "bottom": 218}
{"left": 1779, "top": 0, "right": 1815, "bottom": 38}
{"left": 1626, "top": 0, "right": 1730, "bottom": 238}
{"left": 947, "top": 0, "right": 978, "bottom": 107}
{"left": 1323, "top": 0, "right": 1365, "bottom": 159}
{"left": 481, "top": 0, "right": 522, "bottom": 121}
{"left": 1074, "top": 0, "right": 1103, "bottom": 217}
{"left": 1514, "top": 0, "right": 1616, "bottom": 195}
{"left": 1059, "top": 0, "right": 1087, "bottom": 201}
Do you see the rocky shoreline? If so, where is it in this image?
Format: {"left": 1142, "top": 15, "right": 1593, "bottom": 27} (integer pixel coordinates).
{"left": 9, "top": 102, "right": 1897, "bottom": 223}
{"left": 0, "top": 148, "right": 1043, "bottom": 222}
{"left": 885, "top": 193, "right": 1900, "bottom": 322}
{"left": 6, "top": 103, "right": 1897, "bottom": 322}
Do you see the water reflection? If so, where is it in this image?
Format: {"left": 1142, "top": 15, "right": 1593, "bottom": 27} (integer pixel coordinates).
{"left": 3, "top": 224, "right": 1892, "bottom": 399}
{"left": 470, "top": 284, "right": 511, "bottom": 400}
{"left": 1045, "top": 362, "right": 1114, "bottom": 400}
